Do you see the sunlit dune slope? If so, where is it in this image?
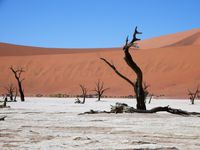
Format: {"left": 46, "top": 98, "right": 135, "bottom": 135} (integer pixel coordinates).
{"left": 139, "top": 28, "right": 200, "bottom": 49}
{"left": 0, "top": 28, "right": 200, "bottom": 98}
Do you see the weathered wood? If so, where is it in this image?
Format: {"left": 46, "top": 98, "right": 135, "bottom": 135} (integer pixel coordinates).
{"left": 0, "top": 116, "right": 7, "bottom": 121}
{"left": 80, "top": 103, "right": 200, "bottom": 116}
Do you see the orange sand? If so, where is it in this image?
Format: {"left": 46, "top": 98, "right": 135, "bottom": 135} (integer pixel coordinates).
{"left": 0, "top": 28, "right": 200, "bottom": 98}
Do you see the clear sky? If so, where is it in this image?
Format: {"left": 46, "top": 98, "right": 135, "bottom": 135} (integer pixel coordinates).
{"left": 0, "top": 0, "right": 200, "bottom": 48}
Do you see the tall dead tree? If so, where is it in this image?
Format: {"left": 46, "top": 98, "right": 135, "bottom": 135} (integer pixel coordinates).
{"left": 4, "top": 83, "right": 15, "bottom": 101}
{"left": 10, "top": 66, "right": 25, "bottom": 102}
{"left": 101, "top": 27, "right": 146, "bottom": 110}
{"left": 75, "top": 84, "right": 87, "bottom": 104}
{"left": 94, "top": 80, "right": 109, "bottom": 101}
{"left": 188, "top": 86, "right": 199, "bottom": 104}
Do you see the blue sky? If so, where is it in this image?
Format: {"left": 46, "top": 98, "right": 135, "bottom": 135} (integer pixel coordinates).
{"left": 0, "top": 0, "right": 200, "bottom": 48}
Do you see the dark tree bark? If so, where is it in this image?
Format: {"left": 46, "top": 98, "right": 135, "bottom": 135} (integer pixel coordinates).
{"left": 0, "top": 96, "right": 8, "bottom": 108}
{"left": 3, "top": 96, "right": 7, "bottom": 107}
{"left": 188, "top": 86, "right": 199, "bottom": 104}
{"left": 14, "top": 87, "right": 18, "bottom": 102}
{"left": 75, "top": 84, "right": 87, "bottom": 104}
{"left": 79, "top": 102, "right": 200, "bottom": 116}
{"left": 0, "top": 116, "right": 7, "bottom": 121}
{"left": 4, "top": 83, "right": 15, "bottom": 101}
{"left": 94, "top": 80, "right": 109, "bottom": 101}
{"left": 10, "top": 66, "right": 25, "bottom": 102}
{"left": 101, "top": 27, "right": 146, "bottom": 110}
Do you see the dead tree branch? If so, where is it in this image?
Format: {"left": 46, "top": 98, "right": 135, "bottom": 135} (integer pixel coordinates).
{"left": 79, "top": 103, "right": 200, "bottom": 116}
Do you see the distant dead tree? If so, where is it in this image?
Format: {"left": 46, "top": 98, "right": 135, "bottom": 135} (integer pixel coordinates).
{"left": 75, "top": 84, "right": 87, "bottom": 104}
{"left": 188, "top": 86, "right": 199, "bottom": 104}
{"left": 4, "top": 83, "right": 15, "bottom": 101}
{"left": 101, "top": 27, "right": 147, "bottom": 110}
{"left": 10, "top": 66, "right": 25, "bottom": 102}
{"left": 93, "top": 80, "right": 109, "bottom": 101}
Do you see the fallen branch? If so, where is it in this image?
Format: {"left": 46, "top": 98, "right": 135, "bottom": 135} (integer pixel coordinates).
{"left": 0, "top": 116, "right": 7, "bottom": 121}
{"left": 79, "top": 103, "right": 200, "bottom": 116}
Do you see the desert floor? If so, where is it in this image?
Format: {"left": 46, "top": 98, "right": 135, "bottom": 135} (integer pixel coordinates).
{"left": 0, "top": 98, "right": 200, "bottom": 150}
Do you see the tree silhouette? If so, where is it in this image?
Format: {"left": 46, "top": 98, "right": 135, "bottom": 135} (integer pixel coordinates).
{"left": 101, "top": 27, "right": 146, "bottom": 110}
{"left": 4, "top": 83, "right": 15, "bottom": 101}
{"left": 188, "top": 86, "right": 199, "bottom": 104}
{"left": 10, "top": 66, "right": 25, "bottom": 102}
{"left": 75, "top": 84, "right": 87, "bottom": 104}
{"left": 93, "top": 80, "right": 109, "bottom": 101}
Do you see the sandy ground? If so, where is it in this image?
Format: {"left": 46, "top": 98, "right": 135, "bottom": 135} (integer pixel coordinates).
{"left": 0, "top": 98, "right": 200, "bottom": 150}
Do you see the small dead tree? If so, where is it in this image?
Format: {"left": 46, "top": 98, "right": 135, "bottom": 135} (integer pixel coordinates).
{"left": 94, "top": 80, "right": 109, "bottom": 101}
{"left": 4, "top": 83, "right": 15, "bottom": 101}
{"left": 0, "top": 96, "right": 8, "bottom": 108}
{"left": 75, "top": 84, "right": 87, "bottom": 104}
{"left": 101, "top": 27, "right": 146, "bottom": 110}
{"left": 10, "top": 66, "right": 25, "bottom": 102}
{"left": 188, "top": 86, "right": 199, "bottom": 104}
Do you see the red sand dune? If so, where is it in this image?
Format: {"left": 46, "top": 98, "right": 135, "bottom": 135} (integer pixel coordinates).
{"left": 0, "top": 28, "right": 200, "bottom": 98}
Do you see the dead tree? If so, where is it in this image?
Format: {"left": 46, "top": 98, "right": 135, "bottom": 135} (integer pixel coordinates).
{"left": 101, "top": 27, "right": 146, "bottom": 110}
{"left": 4, "top": 83, "right": 15, "bottom": 101}
{"left": 80, "top": 27, "right": 200, "bottom": 116}
{"left": 94, "top": 80, "right": 109, "bottom": 101}
{"left": 0, "top": 96, "right": 8, "bottom": 108}
{"left": 10, "top": 66, "right": 25, "bottom": 102}
{"left": 188, "top": 86, "right": 199, "bottom": 104}
{"left": 75, "top": 84, "right": 87, "bottom": 104}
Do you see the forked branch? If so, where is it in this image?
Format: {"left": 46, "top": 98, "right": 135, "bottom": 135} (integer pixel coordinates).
{"left": 100, "top": 58, "right": 134, "bottom": 87}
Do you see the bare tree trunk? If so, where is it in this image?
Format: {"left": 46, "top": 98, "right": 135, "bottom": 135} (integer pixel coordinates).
{"left": 3, "top": 97, "right": 7, "bottom": 107}
{"left": 14, "top": 88, "right": 18, "bottom": 102}
{"left": 18, "top": 81, "right": 25, "bottom": 101}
